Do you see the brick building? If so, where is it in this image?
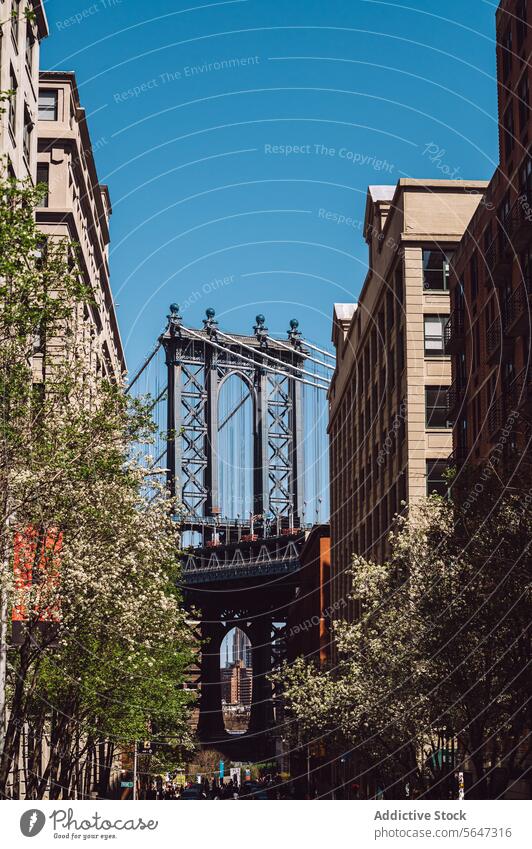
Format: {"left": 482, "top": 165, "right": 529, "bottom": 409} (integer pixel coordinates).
{"left": 287, "top": 524, "right": 331, "bottom": 666}
{"left": 447, "top": 0, "right": 532, "bottom": 467}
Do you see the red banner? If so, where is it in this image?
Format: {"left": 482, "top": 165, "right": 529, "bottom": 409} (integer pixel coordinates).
{"left": 12, "top": 527, "right": 62, "bottom": 640}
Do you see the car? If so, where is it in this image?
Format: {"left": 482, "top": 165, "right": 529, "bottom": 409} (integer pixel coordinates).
{"left": 239, "top": 782, "right": 269, "bottom": 800}
{"left": 177, "top": 787, "right": 206, "bottom": 800}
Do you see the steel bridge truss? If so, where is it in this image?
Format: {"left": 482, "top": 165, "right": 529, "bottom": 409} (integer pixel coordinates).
{"left": 162, "top": 317, "right": 305, "bottom": 534}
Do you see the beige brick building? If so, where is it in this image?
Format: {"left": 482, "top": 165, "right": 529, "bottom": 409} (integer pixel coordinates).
{"left": 0, "top": 0, "right": 48, "bottom": 180}
{"left": 36, "top": 71, "right": 125, "bottom": 381}
{"left": 328, "top": 180, "right": 487, "bottom": 625}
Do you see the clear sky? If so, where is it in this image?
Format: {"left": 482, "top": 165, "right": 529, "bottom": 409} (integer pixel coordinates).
{"left": 41, "top": 0, "right": 499, "bottom": 373}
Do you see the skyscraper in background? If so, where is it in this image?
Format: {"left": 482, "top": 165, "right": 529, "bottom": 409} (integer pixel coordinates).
{"left": 231, "top": 627, "right": 251, "bottom": 667}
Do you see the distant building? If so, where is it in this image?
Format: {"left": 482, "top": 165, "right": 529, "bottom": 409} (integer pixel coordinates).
{"left": 287, "top": 524, "right": 331, "bottom": 666}
{"left": 35, "top": 71, "right": 125, "bottom": 382}
{"left": 231, "top": 627, "right": 251, "bottom": 668}
{"left": 0, "top": 1, "right": 48, "bottom": 181}
{"left": 221, "top": 660, "right": 252, "bottom": 707}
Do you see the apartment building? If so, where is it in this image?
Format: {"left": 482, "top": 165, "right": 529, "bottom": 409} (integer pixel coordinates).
{"left": 287, "top": 524, "right": 331, "bottom": 666}
{"left": 329, "top": 180, "right": 487, "bottom": 625}
{"left": 0, "top": 0, "right": 48, "bottom": 179}
{"left": 447, "top": 0, "right": 532, "bottom": 468}
{"left": 36, "top": 71, "right": 125, "bottom": 382}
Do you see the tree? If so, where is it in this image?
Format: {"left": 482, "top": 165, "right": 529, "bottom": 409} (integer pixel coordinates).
{"left": 0, "top": 174, "right": 197, "bottom": 799}
{"left": 279, "top": 465, "right": 532, "bottom": 799}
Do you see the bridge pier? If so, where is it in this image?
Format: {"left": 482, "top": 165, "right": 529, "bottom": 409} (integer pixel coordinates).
{"left": 197, "top": 619, "right": 226, "bottom": 742}
{"left": 248, "top": 617, "right": 274, "bottom": 736}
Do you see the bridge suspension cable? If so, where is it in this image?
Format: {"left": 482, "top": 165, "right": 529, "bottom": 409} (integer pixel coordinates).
{"left": 125, "top": 340, "right": 162, "bottom": 394}
{"left": 214, "top": 328, "right": 330, "bottom": 388}
{"left": 263, "top": 332, "right": 334, "bottom": 371}
{"left": 181, "top": 325, "right": 329, "bottom": 391}
{"left": 303, "top": 339, "right": 336, "bottom": 360}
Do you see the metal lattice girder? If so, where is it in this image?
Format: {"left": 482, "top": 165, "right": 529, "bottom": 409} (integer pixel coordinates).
{"left": 266, "top": 374, "right": 294, "bottom": 518}
{"left": 179, "top": 360, "right": 208, "bottom": 518}
{"left": 162, "top": 319, "right": 306, "bottom": 528}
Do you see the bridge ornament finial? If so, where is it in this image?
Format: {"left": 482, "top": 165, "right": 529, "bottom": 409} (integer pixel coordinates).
{"left": 203, "top": 307, "right": 219, "bottom": 340}
{"left": 253, "top": 313, "right": 269, "bottom": 349}
{"left": 287, "top": 317, "right": 302, "bottom": 349}
{"left": 167, "top": 302, "right": 183, "bottom": 336}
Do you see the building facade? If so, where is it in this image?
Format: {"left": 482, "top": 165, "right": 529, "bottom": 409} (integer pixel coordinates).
{"left": 447, "top": 0, "right": 532, "bottom": 468}
{"left": 329, "top": 180, "right": 487, "bottom": 625}
{"left": 287, "top": 523, "right": 331, "bottom": 666}
{"left": 0, "top": 0, "right": 48, "bottom": 180}
{"left": 221, "top": 659, "right": 252, "bottom": 707}
{"left": 36, "top": 71, "right": 125, "bottom": 381}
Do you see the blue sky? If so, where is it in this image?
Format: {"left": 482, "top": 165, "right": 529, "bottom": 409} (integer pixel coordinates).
{"left": 41, "top": 0, "right": 499, "bottom": 372}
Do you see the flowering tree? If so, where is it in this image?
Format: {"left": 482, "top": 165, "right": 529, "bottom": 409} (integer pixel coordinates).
{"left": 0, "top": 175, "right": 196, "bottom": 799}
{"left": 280, "top": 469, "right": 532, "bottom": 799}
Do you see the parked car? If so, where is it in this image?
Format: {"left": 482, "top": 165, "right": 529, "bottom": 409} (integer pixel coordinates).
{"left": 178, "top": 787, "right": 206, "bottom": 800}
{"left": 239, "top": 782, "right": 269, "bottom": 800}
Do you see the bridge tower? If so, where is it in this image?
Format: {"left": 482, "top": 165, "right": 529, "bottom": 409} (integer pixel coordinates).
{"left": 161, "top": 306, "right": 309, "bottom": 758}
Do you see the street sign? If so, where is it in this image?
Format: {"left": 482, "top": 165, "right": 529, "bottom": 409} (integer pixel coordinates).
{"left": 120, "top": 781, "right": 134, "bottom": 788}
{"left": 219, "top": 760, "right": 225, "bottom": 779}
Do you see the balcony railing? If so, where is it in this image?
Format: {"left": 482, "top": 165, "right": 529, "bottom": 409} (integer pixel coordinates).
{"left": 503, "top": 279, "right": 532, "bottom": 337}
{"left": 508, "top": 192, "right": 532, "bottom": 251}
{"left": 486, "top": 316, "right": 514, "bottom": 363}
{"left": 485, "top": 235, "right": 512, "bottom": 286}
{"left": 444, "top": 309, "right": 465, "bottom": 354}
{"left": 487, "top": 397, "right": 506, "bottom": 440}
{"left": 447, "top": 445, "right": 469, "bottom": 468}
{"left": 506, "top": 367, "right": 532, "bottom": 414}
{"left": 446, "top": 380, "right": 465, "bottom": 418}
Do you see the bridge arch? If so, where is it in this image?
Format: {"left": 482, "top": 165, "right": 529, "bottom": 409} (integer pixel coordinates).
{"left": 217, "top": 372, "right": 254, "bottom": 522}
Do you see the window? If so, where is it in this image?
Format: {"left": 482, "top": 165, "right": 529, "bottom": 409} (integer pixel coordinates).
{"left": 501, "top": 25, "right": 513, "bottom": 80}
{"left": 516, "top": 0, "right": 527, "bottom": 49}
{"left": 521, "top": 245, "right": 532, "bottom": 287}
{"left": 503, "top": 103, "right": 515, "bottom": 161}
{"left": 386, "top": 288, "right": 395, "bottom": 329}
{"left": 38, "top": 89, "right": 58, "bottom": 121}
{"left": 425, "top": 387, "right": 451, "bottom": 429}
{"left": 395, "top": 262, "right": 404, "bottom": 305}
{"left": 25, "top": 25, "right": 34, "bottom": 72}
{"left": 23, "top": 107, "right": 33, "bottom": 163}
{"left": 396, "top": 328, "right": 404, "bottom": 381}
{"left": 426, "top": 460, "right": 448, "bottom": 497}
{"left": 8, "top": 71, "right": 17, "bottom": 137}
{"left": 470, "top": 253, "right": 478, "bottom": 301}
{"left": 36, "top": 163, "right": 49, "bottom": 207}
{"left": 399, "top": 473, "right": 407, "bottom": 507}
{"left": 499, "top": 193, "right": 511, "bottom": 242}
{"left": 472, "top": 320, "right": 481, "bottom": 371}
{"left": 424, "top": 315, "right": 446, "bottom": 356}
{"left": 518, "top": 73, "right": 529, "bottom": 133}
{"left": 11, "top": 0, "right": 21, "bottom": 47}
{"left": 520, "top": 154, "right": 532, "bottom": 197}
{"left": 388, "top": 347, "right": 395, "bottom": 388}
{"left": 457, "top": 417, "right": 468, "bottom": 454}
{"left": 483, "top": 223, "right": 492, "bottom": 256}
{"left": 457, "top": 351, "right": 467, "bottom": 386}
{"left": 423, "top": 249, "right": 453, "bottom": 291}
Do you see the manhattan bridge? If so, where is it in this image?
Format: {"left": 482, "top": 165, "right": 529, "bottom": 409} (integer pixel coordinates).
{"left": 127, "top": 304, "right": 331, "bottom": 759}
